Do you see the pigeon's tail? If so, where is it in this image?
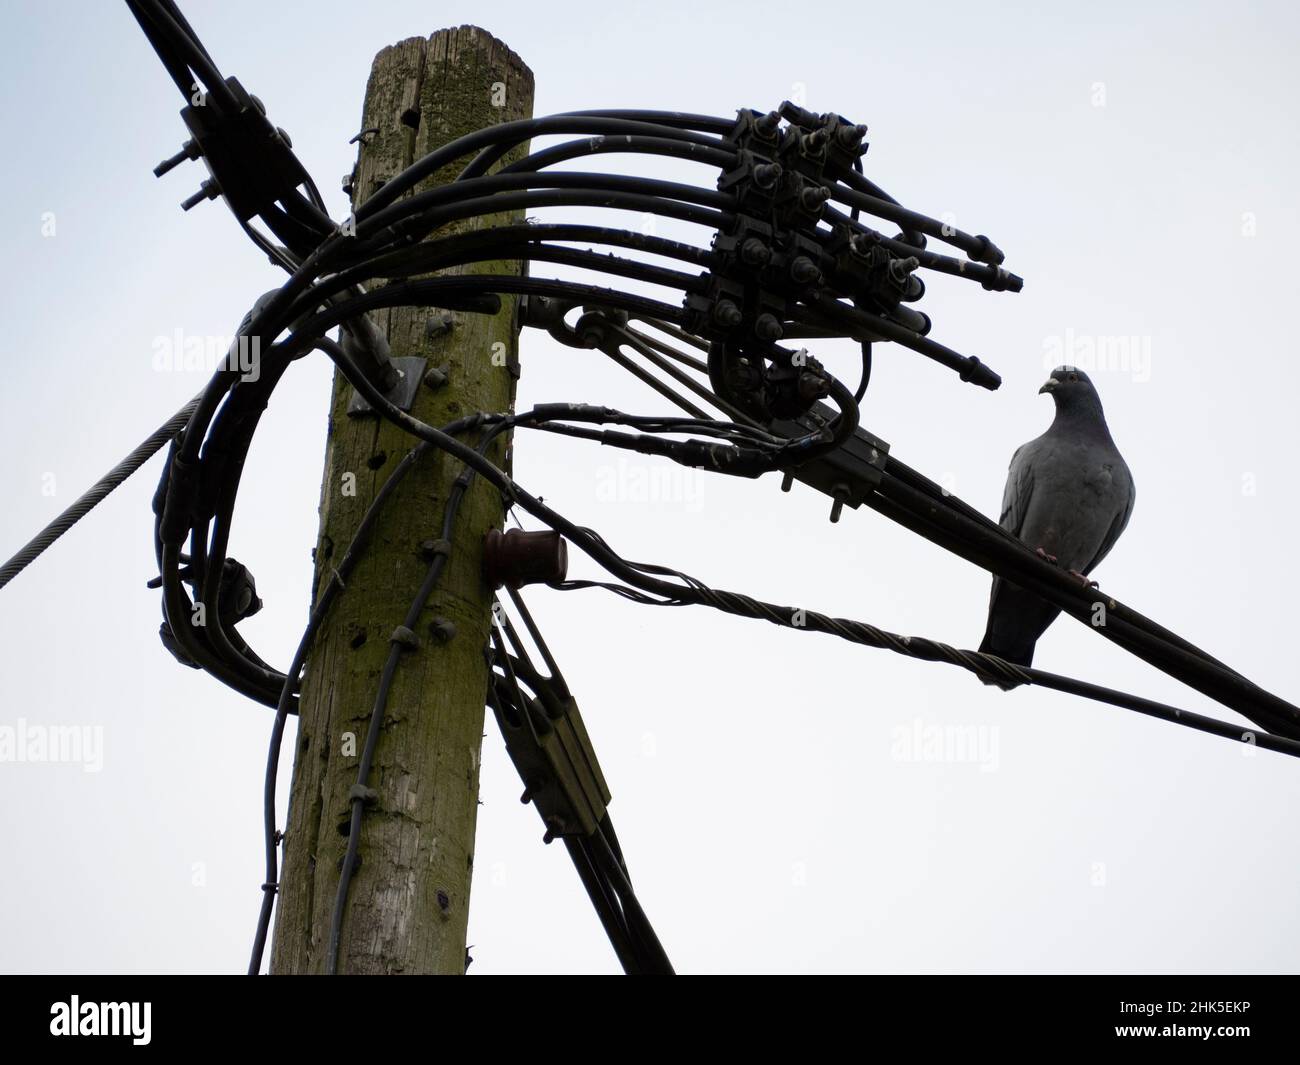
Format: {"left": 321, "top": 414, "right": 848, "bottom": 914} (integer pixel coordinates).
{"left": 978, "top": 578, "right": 1061, "bottom": 689}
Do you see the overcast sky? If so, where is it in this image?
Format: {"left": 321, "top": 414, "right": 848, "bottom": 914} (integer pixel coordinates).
{"left": 2, "top": 0, "right": 1298, "bottom": 975}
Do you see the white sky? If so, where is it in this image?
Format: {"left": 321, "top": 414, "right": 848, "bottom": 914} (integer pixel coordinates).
{"left": 1, "top": 0, "right": 1298, "bottom": 974}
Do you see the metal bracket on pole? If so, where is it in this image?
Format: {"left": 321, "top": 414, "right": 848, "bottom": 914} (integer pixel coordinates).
{"left": 345, "top": 355, "right": 428, "bottom": 416}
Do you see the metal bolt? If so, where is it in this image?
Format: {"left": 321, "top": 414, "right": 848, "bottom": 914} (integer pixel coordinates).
{"left": 425, "top": 312, "right": 455, "bottom": 338}
{"left": 836, "top": 123, "right": 868, "bottom": 150}
{"left": 712, "top": 300, "right": 743, "bottom": 328}
{"left": 829, "top": 483, "right": 850, "bottom": 524}
{"left": 180, "top": 180, "right": 220, "bottom": 211}
{"left": 740, "top": 238, "right": 770, "bottom": 266}
{"left": 754, "top": 313, "right": 783, "bottom": 341}
{"left": 802, "top": 129, "right": 828, "bottom": 154}
{"left": 850, "top": 232, "right": 877, "bottom": 257}
{"left": 755, "top": 111, "right": 781, "bottom": 138}
{"left": 800, "top": 185, "right": 830, "bottom": 212}
{"left": 429, "top": 617, "right": 457, "bottom": 644}
{"left": 422, "top": 364, "right": 449, "bottom": 391}
{"left": 790, "top": 256, "right": 821, "bottom": 284}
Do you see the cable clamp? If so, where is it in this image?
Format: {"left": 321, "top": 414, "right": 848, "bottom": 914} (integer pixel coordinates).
{"left": 390, "top": 625, "right": 420, "bottom": 651}
{"left": 421, "top": 538, "right": 452, "bottom": 560}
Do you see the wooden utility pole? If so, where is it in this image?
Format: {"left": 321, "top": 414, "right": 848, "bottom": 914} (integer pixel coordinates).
{"left": 270, "top": 28, "right": 534, "bottom": 975}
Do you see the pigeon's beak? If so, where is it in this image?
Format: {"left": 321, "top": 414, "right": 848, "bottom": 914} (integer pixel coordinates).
{"left": 1038, "top": 378, "right": 1057, "bottom": 394}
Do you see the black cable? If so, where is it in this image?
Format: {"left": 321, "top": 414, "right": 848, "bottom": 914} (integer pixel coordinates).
{"left": 359, "top": 115, "right": 732, "bottom": 220}
{"left": 247, "top": 417, "right": 500, "bottom": 974}
{"left": 326, "top": 421, "right": 511, "bottom": 975}
{"left": 548, "top": 574, "right": 1300, "bottom": 760}
{"left": 854, "top": 341, "right": 873, "bottom": 404}
{"left": 133, "top": 0, "right": 238, "bottom": 111}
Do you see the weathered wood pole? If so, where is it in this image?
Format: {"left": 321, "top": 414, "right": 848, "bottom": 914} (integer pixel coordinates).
{"left": 271, "top": 28, "right": 534, "bottom": 974}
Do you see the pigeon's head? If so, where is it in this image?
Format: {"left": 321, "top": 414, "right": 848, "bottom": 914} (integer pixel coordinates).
{"left": 1039, "top": 365, "right": 1103, "bottom": 415}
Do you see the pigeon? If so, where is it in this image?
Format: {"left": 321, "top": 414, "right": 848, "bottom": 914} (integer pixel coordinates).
{"left": 978, "top": 366, "right": 1135, "bottom": 671}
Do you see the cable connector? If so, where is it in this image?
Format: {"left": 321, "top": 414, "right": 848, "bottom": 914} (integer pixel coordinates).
{"left": 489, "top": 654, "right": 612, "bottom": 841}
{"left": 175, "top": 76, "right": 309, "bottom": 223}
{"left": 530, "top": 402, "right": 618, "bottom": 424}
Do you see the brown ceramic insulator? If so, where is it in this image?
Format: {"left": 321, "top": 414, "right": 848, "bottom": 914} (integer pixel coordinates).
{"left": 483, "top": 528, "right": 569, "bottom": 589}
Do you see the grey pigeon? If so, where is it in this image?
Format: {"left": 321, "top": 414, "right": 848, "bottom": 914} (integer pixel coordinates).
{"left": 978, "top": 366, "right": 1135, "bottom": 670}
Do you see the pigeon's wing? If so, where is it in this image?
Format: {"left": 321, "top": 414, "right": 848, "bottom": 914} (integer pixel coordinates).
{"left": 997, "top": 440, "right": 1038, "bottom": 536}
{"left": 1082, "top": 463, "right": 1136, "bottom": 574}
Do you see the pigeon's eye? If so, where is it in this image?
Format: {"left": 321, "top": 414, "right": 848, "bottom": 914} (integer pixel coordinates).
{"left": 1067, "top": 372, "right": 1079, "bottom": 382}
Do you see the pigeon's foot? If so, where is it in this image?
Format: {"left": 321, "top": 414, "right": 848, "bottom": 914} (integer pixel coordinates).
{"left": 1067, "top": 568, "right": 1099, "bottom": 588}
{"left": 1035, "top": 547, "right": 1059, "bottom": 565}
